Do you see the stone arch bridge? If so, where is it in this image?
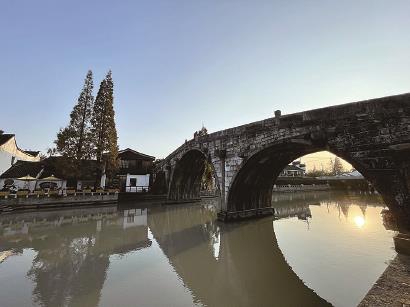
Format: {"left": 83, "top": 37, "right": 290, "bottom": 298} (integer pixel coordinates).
{"left": 153, "top": 93, "right": 410, "bottom": 224}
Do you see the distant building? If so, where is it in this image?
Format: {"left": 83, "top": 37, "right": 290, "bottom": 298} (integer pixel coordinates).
{"left": 0, "top": 147, "right": 156, "bottom": 192}
{"left": 317, "top": 169, "right": 365, "bottom": 181}
{"left": 117, "top": 148, "right": 155, "bottom": 192}
{"left": 279, "top": 161, "right": 306, "bottom": 177}
{"left": 0, "top": 132, "right": 40, "bottom": 176}
{"left": 340, "top": 170, "right": 363, "bottom": 178}
{"left": 0, "top": 159, "right": 65, "bottom": 191}
{"left": 0, "top": 157, "right": 100, "bottom": 191}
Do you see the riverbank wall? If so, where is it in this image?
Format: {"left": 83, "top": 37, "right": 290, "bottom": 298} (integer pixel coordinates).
{"left": 275, "top": 177, "right": 374, "bottom": 191}
{"left": 359, "top": 254, "right": 410, "bottom": 306}
{"left": 118, "top": 193, "right": 167, "bottom": 202}
{"left": 272, "top": 184, "right": 330, "bottom": 192}
{"left": 0, "top": 194, "right": 118, "bottom": 213}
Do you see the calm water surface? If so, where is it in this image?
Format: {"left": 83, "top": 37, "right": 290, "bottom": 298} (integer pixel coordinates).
{"left": 0, "top": 191, "right": 397, "bottom": 307}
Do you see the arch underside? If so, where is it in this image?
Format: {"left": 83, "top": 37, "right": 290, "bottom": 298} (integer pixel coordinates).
{"left": 227, "top": 140, "right": 410, "bottom": 223}
{"left": 168, "top": 150, "right": 219, "bottom": 201}
{"left": 227, "top": 142, "right": 322, "bottom": 212}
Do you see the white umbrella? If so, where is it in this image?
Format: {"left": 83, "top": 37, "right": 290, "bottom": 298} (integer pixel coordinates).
{"left": 38, "top": 174, "right": 62, "bottom": 190}
{"left": 17, "top": 175, "right": 37, "bottom": 190}
{"left": 17, "top": 175, "right": 37, "bottom": 181}
{"left": 40, "top": 175, "right": 61, "bottom": 181}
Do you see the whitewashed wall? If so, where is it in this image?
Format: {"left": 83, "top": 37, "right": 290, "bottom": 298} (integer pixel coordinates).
{"left": 125, "top": 174, "right": 150, "bottom": 192}
{"left": 0, "top": 178, "right": 66, "bottom": 191}
{"left": 0, "top": 137, "right": 40, "bottom": 176}
{"left": 0, "top": 151, "right": 13, "bottom": 178}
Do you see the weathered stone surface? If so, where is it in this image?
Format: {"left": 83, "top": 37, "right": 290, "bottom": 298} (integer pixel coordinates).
{"left": 359, "top": 254, "right": 410, "bottom": 307}
{"left": 154, "top": 93, "right": 410, "bottom": 223}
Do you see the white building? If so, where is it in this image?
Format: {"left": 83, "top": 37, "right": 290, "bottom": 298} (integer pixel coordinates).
{"left": 0, "top": 160, "right": 67, "bottom": 192}
{"left": 117, "top": 148, "right": 155, "bottom": 193}
{"left": 279, "top": 161, "right": 306, "bottom": 177}
{"left": 341, "top": 170, "right": 363, "bottom": 178}
{"left": 0, "top": 132, "right": 40, "bottom": 177}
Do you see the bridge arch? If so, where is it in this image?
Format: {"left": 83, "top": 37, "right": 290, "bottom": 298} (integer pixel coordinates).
{"left": 168, "top": 149, "right": 221, "bottom": 201}
{"left": 226, "top": 140, "right": 398, "bottom": 215}
{"left": 157, "top": 94, "right": 410, "bottom": 223}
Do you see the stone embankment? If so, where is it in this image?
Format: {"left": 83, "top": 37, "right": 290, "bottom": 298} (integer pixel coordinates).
{"left": 0, "top": 193, "right": 118, "bottom": 213}
{"left": 359, "top": 254, "right": 410, "bottom": 307}
{"left": 272, "top": 183, "right": 330, "bottom": 192}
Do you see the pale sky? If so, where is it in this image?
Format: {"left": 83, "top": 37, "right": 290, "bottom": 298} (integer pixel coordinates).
{"left": 1, "top": 1, "right": 410, "bottom": 159}
{"left": 300, "top": 152, "right": 352, "bottom": 173}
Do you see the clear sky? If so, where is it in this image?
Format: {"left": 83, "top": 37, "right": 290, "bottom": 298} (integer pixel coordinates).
{"left": 1, "top": 0, "right": 410, "bottom": 158}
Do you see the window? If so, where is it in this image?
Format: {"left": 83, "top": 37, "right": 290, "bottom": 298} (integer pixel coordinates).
{"left": 129, "top": 178, "right": 137, "bottom": 187}
{"left": 136, "top": 160, "right": 143, "bottom": 169}
{"left": 120, "top": 160, "right": 129, "bottom": 169}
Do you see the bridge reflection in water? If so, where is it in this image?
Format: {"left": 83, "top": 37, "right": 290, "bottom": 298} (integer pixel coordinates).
{"left": 0, "top": 192, "right": 395, "bottom": 307}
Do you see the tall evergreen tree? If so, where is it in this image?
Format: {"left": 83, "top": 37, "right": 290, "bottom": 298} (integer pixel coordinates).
{"left": 54, "top": 70, "right": 94, "bottom": 160}
{"left": 91, "top": 70, "right": 118, "bottom": 180}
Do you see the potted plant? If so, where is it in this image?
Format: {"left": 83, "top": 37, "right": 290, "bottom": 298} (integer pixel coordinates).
{"left": 83, "top": 186, "right": 92, "bottom": 194}
{"left": 66, "top": 187, "right": 76, "bottom": 195}
{"left": 16, "top": 189, "right": 30, "bottom": 198}
{"left": 33, "top": 189, "right": 45, "bottom": 197}
{"left": 0, "top": 187, "right": 10, "bottom": 198}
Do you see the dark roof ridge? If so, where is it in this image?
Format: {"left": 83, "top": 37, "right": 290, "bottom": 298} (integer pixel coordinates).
{"left": 23, "top": 150, "right": 40, "bottom": 157}
{"left": 0, "top": 134, "right": 15, "bottom": 146}
{"left": 118, "top": 148, "right": 155, "bottom": 160}
{"left": 0, "top": 134, "right": 40, "bottom": 157}
{"left": 0, "top": 160, "right": 44, "bottom": 179}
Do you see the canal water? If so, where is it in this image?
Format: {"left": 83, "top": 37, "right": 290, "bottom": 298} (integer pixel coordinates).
{"left": 0, "top": 191, "right": 397, "bottom": 307}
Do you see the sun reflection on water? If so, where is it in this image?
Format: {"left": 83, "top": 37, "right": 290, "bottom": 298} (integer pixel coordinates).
{"left": 354, "top": 215, "right": 365, "bottom": 228}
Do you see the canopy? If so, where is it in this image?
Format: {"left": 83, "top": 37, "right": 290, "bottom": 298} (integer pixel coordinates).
{"left": 17, "top": 175, "right": 37, "bottom": 181}
{"left": 40, "top": 175, "right": 61, "bottom": 181}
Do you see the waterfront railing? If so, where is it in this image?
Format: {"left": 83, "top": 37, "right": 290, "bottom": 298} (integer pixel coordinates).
{"left": 124, "top": 186, "right": 150, "bottom": 193}
{"left": 0, "top": 188, "right": 120, "bottom": 199}
{"left": 272, "top": 184, "right": 331, "bottom": 192}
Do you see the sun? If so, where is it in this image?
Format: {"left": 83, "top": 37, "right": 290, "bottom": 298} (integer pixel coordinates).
{"left": 354, "top": 215, "right": 365, "bottom": 228}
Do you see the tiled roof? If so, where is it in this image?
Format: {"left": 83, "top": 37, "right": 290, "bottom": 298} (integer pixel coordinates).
{"left": 0, "top": 157, "right": 100, "bottom": 180}
{"left": 0, "top": 134, "right": 40, "bottom": 157}
{"left": 41, "top": 157, "right": 99, "bottom": 180}
{"left": 284, "top": 165, "right": 304, "bottom": 171}
{"left": 23, "top": 150, "right": 40, "bottom": 157}
{"left": 0, "top": 134, "right": 14, "bottom": 146}
{"left": 0, "top": 160, "right": 44, "bottom": 179}
{"left": 118, "top": 148, "right": 155, "bottom": 160}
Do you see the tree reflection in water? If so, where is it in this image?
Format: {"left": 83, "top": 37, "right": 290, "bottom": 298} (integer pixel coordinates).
{"left": 0, "top": 207, "right": 151, "bottom": 307}
{"left": 147, "top": 200, "right": 331, "bottom": 307}
{"left": 0, "top": 192, "right": 394, "bottom": 307}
